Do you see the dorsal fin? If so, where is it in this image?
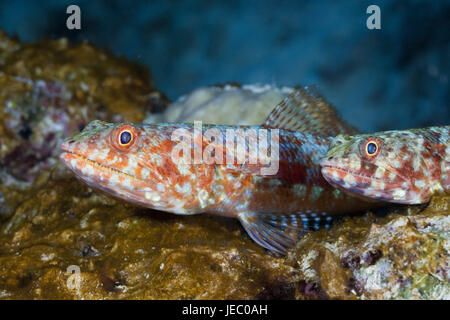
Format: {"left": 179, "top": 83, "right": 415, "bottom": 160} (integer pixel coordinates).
{"left": 262, "top": 86, "right": 358, "bottom": 137}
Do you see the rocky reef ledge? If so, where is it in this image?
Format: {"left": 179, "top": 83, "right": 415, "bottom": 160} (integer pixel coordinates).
{"left": 0, "top": 32, "right": 448, "bottom": 299}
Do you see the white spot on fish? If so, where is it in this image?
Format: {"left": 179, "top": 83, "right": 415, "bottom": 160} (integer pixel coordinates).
{"left": 109, "top": 174, "right": 120, "bottom": 186}
{"left": 344, "top": 174, "right": 356, "bottom": 185}
{"left": 145, "top": 191, "right": 161, "bottom": 202}
{"left": 97, "top": 149, "right": 109, "bottom": 160}
{"left": 151, "top": 153, "right": 162, "bottom": 166}
{"left": 388, "top": 172, "right": 396, "bottom": 180}
{"left": 177, "top": 163, "right": 191, "bottom": 175}
{"left": 413, "top": 156, "right": 421, "bottom": 172}
{"left": 391, "top": 159, "right": 401, "bottom": 169}
{"left": 198, "top": 189, "right": 209, "bottom": 208}
{"left": 392, "top": 188, "right": 406, "bottom": 199}
{"left": 371, "top": 180, "right": 385, "bottom": 190}
{"left": 332, "top": 170, "right": 340, "bottom": 180}
{"left": 141, "top": 168, "right": 150, "bottom": 179}
{"left": 350, "top": 160, "right": 361, "bottom": 171}
{"left": 374, "top": 167, "right": 385, "bottom": 179}
{"left": 414, "top": 179, "right": 426, "bottom": 189}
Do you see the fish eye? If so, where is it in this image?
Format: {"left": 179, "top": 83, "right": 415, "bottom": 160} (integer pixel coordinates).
{"left": 367, "top": 142, "right": 377, "bottom": 154}
{"left": 118, "top": 129, "right": 133, "bottom": 146}
{"left": 364, "top": 139, "right": 379, "bottom": 158}
{"left": 110, "top": 125, "right": 137, "bottom": 150}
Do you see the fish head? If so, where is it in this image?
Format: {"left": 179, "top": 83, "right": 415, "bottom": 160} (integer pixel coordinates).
{"left": 320, "top": 132, "right": 430, "bottom": 204}
{"left": 60, "top": 120, "right": 189, "bottom": 212}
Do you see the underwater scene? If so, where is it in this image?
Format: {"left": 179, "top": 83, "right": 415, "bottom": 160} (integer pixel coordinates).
{"left": 0, "top": 0, "right": 448, "bottom": 301}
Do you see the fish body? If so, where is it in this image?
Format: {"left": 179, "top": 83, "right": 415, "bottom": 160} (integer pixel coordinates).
{"left": 60, "top": 87, "right": 376, "bottom": 253}
{"left": 321, "top": 126, "right": 449, "bottom": 204}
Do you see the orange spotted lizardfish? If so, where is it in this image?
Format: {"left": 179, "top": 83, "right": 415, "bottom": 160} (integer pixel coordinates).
{"left": 320, "top": 127, "right": 449, "bottom": 204}
{"left": 60, "top": 87, "right": 376, "bottom": 254}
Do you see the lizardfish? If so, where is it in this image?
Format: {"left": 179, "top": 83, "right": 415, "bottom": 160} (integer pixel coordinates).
{"left": 60, "top": 87, "right": 376, "bottom": 254}
{"left": 320, "top": 126, "right": 449, "bottom": 204}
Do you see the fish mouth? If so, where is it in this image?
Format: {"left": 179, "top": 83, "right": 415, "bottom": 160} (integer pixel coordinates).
{"left": 320, "top": 165, "right": 381, "bottom": 202}
{"left": 60, "top": 150, "right": 183, "bottom": 213}
{"left": 59, "top": 150, "right": 139, "bottom": 182}
{"left": 320, "top": 160, "right": 389, "bottom": 183}
{"left": 321, "top": 158, "right": 409, "bottom": 185}
{"left": 320, "top": 160, "right": 411, "bottom": 204}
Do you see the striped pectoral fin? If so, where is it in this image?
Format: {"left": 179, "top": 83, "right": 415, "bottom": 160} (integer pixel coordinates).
{"left": 238, "top": 212, "right": 334, "bottom": 254}
{"left": 297, "top": 213, "right": 334, "bottom": 231}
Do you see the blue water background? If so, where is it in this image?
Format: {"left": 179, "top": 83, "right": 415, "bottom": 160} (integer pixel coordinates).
{"left": 0, "top": 0, "right": 448, "bottom": 131}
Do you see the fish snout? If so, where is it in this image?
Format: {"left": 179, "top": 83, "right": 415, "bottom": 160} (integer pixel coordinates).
{"left": 319, "top": 155, "right": 343, "bottom": 171}
{"left": 60, "top": 138, "right": 76, "bottom": 152}
{"left": 320, "top": 157, "right": 335, "bottom": 167}
{"left": 59, "top": 151, "right": 76, "bottom": 168}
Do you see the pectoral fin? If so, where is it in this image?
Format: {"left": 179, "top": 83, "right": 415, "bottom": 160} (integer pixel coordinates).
{"left": 238, "top": 211, "right": 334, "bottom": 254}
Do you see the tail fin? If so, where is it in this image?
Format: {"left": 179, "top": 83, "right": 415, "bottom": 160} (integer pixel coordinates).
{"left": 238, "top": 212, "right": 333, "bottom": 254}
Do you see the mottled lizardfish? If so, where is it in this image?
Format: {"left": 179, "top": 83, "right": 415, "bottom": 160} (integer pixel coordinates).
{"left": 60, "top": 87, "right": 377, "bottom": 254}
{"left": 320, "top": 127, "right": 449, "bottom": 204}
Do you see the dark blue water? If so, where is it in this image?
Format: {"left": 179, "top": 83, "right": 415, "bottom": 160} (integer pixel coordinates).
{"left": 0, "top": 0, "right": 448, "bottom": 131}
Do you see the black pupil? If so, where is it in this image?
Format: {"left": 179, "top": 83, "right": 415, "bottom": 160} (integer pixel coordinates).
{"left": 120, "top": 131, "right": 132, "bottom": 144}
{"left": 367, "top": 142, "right": 377, "bottom": 154}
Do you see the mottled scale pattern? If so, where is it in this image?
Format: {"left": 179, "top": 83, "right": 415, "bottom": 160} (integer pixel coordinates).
{"left": 321, "top": 126, "right": 449, "bottom": 204}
